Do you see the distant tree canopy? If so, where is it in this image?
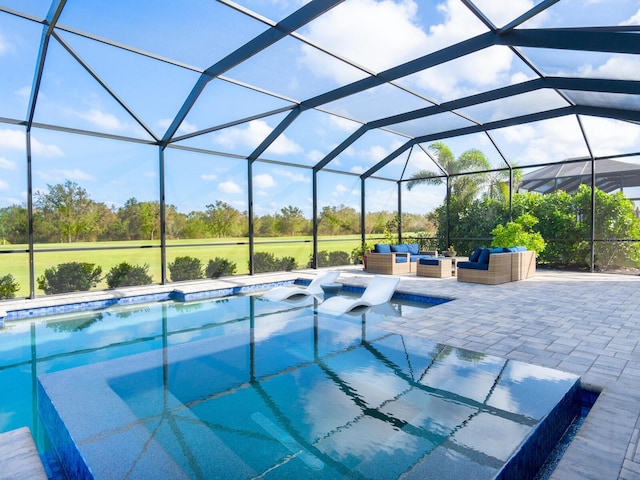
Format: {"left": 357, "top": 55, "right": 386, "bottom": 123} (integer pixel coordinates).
{"left": 3, "top": 175, "right": 638, "bottom": 271}
{"left": 0, "top": 182, "right": 433, "bottom": 244}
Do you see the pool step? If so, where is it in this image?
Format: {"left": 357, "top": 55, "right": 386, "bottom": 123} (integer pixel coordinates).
{"left": 0, "top": 427, "right": 48, "bottom": 480}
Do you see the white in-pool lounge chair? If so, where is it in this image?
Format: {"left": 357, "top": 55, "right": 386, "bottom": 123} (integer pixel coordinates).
{"left": 262, "top": 271, "right": 340, "bottom": 302}
{"left": 318, "top": 276, "right": 400, "bottom": 315}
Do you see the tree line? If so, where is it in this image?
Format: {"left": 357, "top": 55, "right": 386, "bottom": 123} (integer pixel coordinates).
{"left": 0, "top": 180, "right": 434, "bottom": 244}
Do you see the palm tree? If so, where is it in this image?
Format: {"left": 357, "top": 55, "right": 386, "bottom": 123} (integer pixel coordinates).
{"left": 486, "top": 167, "right": 523, "bottom": 202}
{"left": 406, "top": 142, "right": 492, "bottom": 204}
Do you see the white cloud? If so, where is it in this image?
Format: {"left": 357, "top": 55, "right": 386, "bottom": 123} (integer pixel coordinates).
{"left": 578, "top": 54, "right": 640, "bottom": 80}
{"left": 0, "top": 32, "right": 12, "bottom": 56}
{"left": 159, "top": 118, "right": 198, "bottom": 135}
{"left": 201, "top": 174, "right": 217, "bottom": 181}
{"left": 31, "top": 137, "right": 65, "bottom": 158}
{"left": 214, "top": 120, "right": 302, "bottom": 155}
{"left": 581, "top": 117, "right": 640, "bottom": 157}
{"left": 301, "top": 0, "right": 429, "bottom": 81}
{"left": 36, "top": 169, "right": 96, "bottom": 182}
{"left": 78, "top": 109, "right": 127, "bottom": 132}
{"left": 350, "top": 166, "right": 365, "bottom": 174}
{"left": 0, "top": 129, "right": 64, "bottom": 158}
{"left": 335, "top": 184, "right": 350, "bottom": 194}
{"left": 620, "top": 8, "right": 640, "bottom": 25}
{"left": 0, "top": 179, "right": 8, "bottom": 190}
{"left": 0, "top": 157, "right": 16, "bottom": 170}
{"left": 254, "top": 173, "right": 276, "bottom": 189}
{"left": 306, "top": 149, "right": 325, "bottom": 163}
{"left": 498, "top": 116, "right": 592, "bottom": 164}
{"left": 218, "top": 181, "right": 243, "bottom": 194}
{"left": 470, "top": 0, "right": 541, "bottom": 28}
{"left": 300, "top": 0, "right": 527, "bottom": 99}
{"left": 274, "top": 169, "right": 309, "bottom": 183}
{"left": 0, "top": 129, "right": 25, "bottom": 150}
{"left": 329, "top": 115, "right": 361, "bottom": 132}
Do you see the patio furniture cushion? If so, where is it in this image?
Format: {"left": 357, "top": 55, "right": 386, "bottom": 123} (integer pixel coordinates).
{"left": 469, "top": 247, "right": 483, "bottom": 262}
{"left": 395, "top": 256, "right": 408, "bottom": 263}
{"left": 478, "top": 248, "right": 491, "bottom": 264}
{"left": 410, "top": 254, "right": 433, "bottom": 262}
{"left": 390, "top": 244, "right": 409, "bottom": 253}
{"left": 407, "top": 243, "right": 420, "bottom": 255}
{"left": 374, "top": 244, "right": 391, "bottom": 253}
{"left": 457, "top": 261, "right": 489, "bottom": 270}
{"left": 419, "top": 258, "right": 440, "bottom": 266}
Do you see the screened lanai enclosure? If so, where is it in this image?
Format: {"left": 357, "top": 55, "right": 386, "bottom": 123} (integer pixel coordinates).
{"left": 1, "top": 0, "right": 640, "bottom": 298}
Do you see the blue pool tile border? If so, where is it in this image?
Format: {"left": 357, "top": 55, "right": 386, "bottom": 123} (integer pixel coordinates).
{"left": 1, "top": 278, "right": 449, "bottom": 322}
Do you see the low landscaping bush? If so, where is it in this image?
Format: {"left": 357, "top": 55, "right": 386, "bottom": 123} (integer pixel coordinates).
{"left": 491, "top": 214, "right": 546, "bottom": 254}
{"left": 253, "top": 252, "right": 298, "bottom": 273}
{"left": 0, "top": 273, "right": 19, "bottom": 299}
{"left": 37, "top": 262, "right": 102, "bottom": 295}
{"left": 168, "top": 256, "right": 203, "bottom": 281}
{"left": 105, "top": 262, "right": 153, "bottom": 288}
{"left": 308, "top": 250, "right": 350, "bottom": 268}
{"left": 205, "top": 257, "right": 237, "bottom": 278}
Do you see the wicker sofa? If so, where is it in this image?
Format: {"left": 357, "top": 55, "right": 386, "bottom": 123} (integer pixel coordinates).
{"left": 365, "top": 243, "right": 438, "bottom": 275}
{"left": 457, "top": 247, "right": 536, "bottom": 285}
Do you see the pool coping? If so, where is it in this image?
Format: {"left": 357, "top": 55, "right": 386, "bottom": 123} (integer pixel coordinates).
{"left": 1, "top": 268, "right": 639, "bottom": 479}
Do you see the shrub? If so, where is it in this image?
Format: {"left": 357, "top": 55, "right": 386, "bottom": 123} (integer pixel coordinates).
{"left": 253, "top": 252, "right": 298, "bottom": 273}
{"left": 168, "top": 256, "right": 203, "bottom": 281}
{"left": 308, "top": 250, "right": 350, "bottom": 268}
{"left": 491, "top": 214, "right": 546, "bottom": 254}
{"left": 105, "top": 262, "right": 152, "bottom": 289}
{"left": 0, "top": 274, "right": 19, "bottom": 299}
{"left": 205, "top": 257, "right": 237, "bottom": 278}
{"left": 37, "top": 262, "right": 102, "bottom": 295}
{"left": 279, "top": 256, "right": 297, "bottom": 271}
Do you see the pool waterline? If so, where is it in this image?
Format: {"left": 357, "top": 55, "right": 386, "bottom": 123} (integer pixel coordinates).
{"left": 32, "top": 294, "right": 589, "bottom": 480}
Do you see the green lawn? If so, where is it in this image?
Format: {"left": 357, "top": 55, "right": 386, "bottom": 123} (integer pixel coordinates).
{"left": 2, "top": 236, "right": 366, "bottom": 297}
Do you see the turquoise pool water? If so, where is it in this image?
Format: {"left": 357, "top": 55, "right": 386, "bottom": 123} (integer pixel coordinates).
{"left": 0, "top": 292, "right": 427, "bottom": 446}
{"left": 30, "top": 294, "right": 583, "bottom": 479}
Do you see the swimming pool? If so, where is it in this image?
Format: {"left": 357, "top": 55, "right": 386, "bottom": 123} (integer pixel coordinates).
{"left": 23, "top": 293, "right": 585, "bottom": 479}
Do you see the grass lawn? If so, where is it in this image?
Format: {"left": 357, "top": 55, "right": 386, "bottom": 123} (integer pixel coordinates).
{"left": 2, "top": 236, "right": 365, "bottom": 298}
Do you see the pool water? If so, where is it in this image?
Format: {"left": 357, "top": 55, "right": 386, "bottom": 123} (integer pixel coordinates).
{"left": 32, "top": 294, "right": 583, "bottom": 479}
{"left": 0, "top": 293, "right": 425, "bottom": 447}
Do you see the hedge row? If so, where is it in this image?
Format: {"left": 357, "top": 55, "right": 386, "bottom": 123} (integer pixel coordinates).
{"left": 1, "top": 250, "right": 353, "bottom": 299}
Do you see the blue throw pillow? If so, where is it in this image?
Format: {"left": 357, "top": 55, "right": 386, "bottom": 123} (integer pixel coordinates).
{"left": 374, "top": 244, "right": 391, "bottom": 254}
{"left": 391, "top": 244, "right": 409, "bottom": 252}
{"left": 478, "top": 248, "right": 491, "bottom": 264}
{"left": 469, "top": 247, "right": 482, "bottom": 262}
{"left": 407, "top": 243, "right": 420, "bottom": 255}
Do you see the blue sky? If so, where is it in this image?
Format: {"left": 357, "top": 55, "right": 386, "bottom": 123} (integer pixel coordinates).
{"left": 1, "top": 0, "right": 640, "bottom": 217}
